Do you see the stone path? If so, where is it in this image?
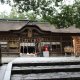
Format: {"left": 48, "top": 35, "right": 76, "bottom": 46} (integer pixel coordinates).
{"left": 12, "top": 57, "right": 80, "bottom": 63}
{"left": 0, "top": 64, "right": 7, "bottom": 80}
{"left": 2, "top": 57, "right": 18, "bottom": 64}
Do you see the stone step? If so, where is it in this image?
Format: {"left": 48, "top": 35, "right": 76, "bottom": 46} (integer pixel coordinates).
{"left": 12, "top": 65, "right": 80, "bottom": 74}
{"left": 12, "top": 61, "right": 80, "bottom": 66}
{"left": 5, "top": 57, "right": 80, "bottom": 80}
{"left": 11, "top": 72, "right": 80, "bottom": 80}
{"left": 11, "top": 60, "right": 80, "bottom": 79}
{"left": 12, "top": 65, "right": 80, "bottom": 70}
{"left": 11, "top": 68, "right": 80, "bottom": 74}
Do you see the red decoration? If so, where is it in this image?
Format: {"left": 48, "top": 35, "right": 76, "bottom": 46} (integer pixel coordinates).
{"left": 44, "top": 45, "right": 48, "bottom": 51}
{"left": 34, "top": 38, "right": 42, "bottom": 43}
{"left": 45, "top": 47, "right": 48, "bottom": 51}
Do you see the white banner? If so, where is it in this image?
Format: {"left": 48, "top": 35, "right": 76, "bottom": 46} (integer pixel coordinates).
{"left": 0, "top": 42, "right": 7, "bottom": 44}
{"left": 20, "top": 43, "right": 35, "bottom": 46}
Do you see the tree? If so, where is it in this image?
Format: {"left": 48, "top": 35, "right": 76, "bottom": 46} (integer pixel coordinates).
{"left": 12, "top": 0, "right": 63, "bottom": 20}
{"left": 52, "top": 5, "right": 74, "bottom": 28}
{"left": 9, "top": 7, "right": 26, "bottom": 19}
{"left": 12, "top": 0, "right": 80, "bottom": 28}
{"left": 0, "top": 11, "right": 9, "bottom": 18}
{"left": 0, "top": 7, "right": 25, "bottom": 19}
{"left": 0, "top": 0, "right": 5, "bottom": 3}
{"left": 2, "top": 0, "right": 80, "bottom": 28}
{"left": 52, "top": 0, "right": 80, "bottom": 28}
{"left": 73, "top": 0, "right": 80, "bottom": 28}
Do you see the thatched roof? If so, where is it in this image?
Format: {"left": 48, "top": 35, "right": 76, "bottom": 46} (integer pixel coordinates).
{"left": 0, "top": 19, "right": 80, "bottom": 33}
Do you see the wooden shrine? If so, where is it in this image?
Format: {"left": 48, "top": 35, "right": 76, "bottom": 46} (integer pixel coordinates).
{"left": 0, "top": 19, "right": 80, "bottom": 57}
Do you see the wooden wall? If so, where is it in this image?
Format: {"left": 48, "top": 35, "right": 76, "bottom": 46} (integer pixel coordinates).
{"left": 72, "top": 36, "right": 80, "bottom": 56}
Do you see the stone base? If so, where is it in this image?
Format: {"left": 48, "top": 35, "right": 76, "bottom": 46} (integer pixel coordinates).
{"left": 20, "top": 53, "right": 36, "bottom": 57}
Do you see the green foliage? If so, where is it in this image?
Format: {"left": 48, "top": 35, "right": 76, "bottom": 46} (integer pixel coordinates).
{"left": 10, "top": 0, "right": 59, "bottom": 22}
{"left": 52, "top": 5, "right": 74, "bottom": 28}
{"left": 1, "top": 0, "right": 80, "bottom": 28}
{"left": 0, "top": 12, "right": 9, "bottom": 18}
{"left": 0, "top": 7, "right": 26, "bottom": 19}
{"left": 13, "top": 0, "right": 54, "bottom": 14}
{"left": 26, "top": 13, "right": 37, "bottom": 21}
{"left": 0, "top": 7, "right": 38, "bottom": 20}
{"left": 0, "top": 0, "right": 11, "bottom": 4}
{"left": 12, "top": 0, "right": 76, "bottom": 28}
{"left": 42, "top": 0, "right": 80, "bottom": 28}
{"left": 73, "top": 0, "right": 80, "bottom": 28}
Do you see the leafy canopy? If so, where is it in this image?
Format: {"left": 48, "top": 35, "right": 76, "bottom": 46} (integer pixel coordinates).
{"left": 1, "top": 0, "right": 80, "bottom": 28}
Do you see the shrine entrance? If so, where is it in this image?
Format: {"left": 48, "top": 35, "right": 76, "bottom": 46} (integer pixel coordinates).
{"left": 20, "top": 46, "right": 35, "bottom": 53}
{"left": 20, "top": 42, "right": 35, "bottom": 54}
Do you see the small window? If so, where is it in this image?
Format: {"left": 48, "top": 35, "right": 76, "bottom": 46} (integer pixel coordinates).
{"left": 56, "top": 45, "right": 60, "bottom": 48}
{"left": 52, "top": 45, "right": 56, "bottom": 49}
{"left": 52, "top": 45, "right": 60, "bottom": 50}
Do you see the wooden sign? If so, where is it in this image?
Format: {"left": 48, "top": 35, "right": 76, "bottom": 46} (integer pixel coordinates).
{"left": 28, "top": 29, "right": 32, "bottom": 38}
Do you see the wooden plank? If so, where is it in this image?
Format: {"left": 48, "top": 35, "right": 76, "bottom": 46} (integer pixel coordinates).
{"left": 72, "top": 36, "right": 80, "bottom": 55}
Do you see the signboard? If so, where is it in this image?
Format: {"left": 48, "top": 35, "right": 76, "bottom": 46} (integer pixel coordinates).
{"left": 43, "top": 51, "right": 49, "bottom": 57}
{"left": 28, "top": 29, "right": 32, "bottom": 37}
{"left": 9, "top": 41, "right": 19, "bottom": 48}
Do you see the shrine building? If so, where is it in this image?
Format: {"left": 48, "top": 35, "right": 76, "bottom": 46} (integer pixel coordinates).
{"left": 0, "top": 19, "right": 80, "bottom": 57}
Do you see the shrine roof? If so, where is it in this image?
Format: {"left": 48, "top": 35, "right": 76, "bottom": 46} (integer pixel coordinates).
{"left": 0, "top": 19, "right": 80, "bottom": 33}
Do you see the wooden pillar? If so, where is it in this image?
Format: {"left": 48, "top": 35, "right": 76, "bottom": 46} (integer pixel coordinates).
{"left": 0, "top": 45, "right": 1, "bottom": 65}
{"left": 72, "top": 36, "right": 79, "bottom": 56}
{"left": 50, "top": 34, "right": 52, "bottom": 56}
{"left": 23, "top": 41, "right": 24, "bottom": 54}
{"left": 50, "top": 41, "right": 52, "bottom": 55}
{"left": 60, "top": 36, "right": 63, "bottom": 55}
{"left": 34, "top": 39, "right": 36, "bottom": 53}
{"left": 27, "top": 40, "right": 28, "bottom": 54}
{"left": 7, "top": 41, "right": 9, "bottom": 52}
{"left": 19, "top": 37, "right": 21, "bottom": 54}
{"left": 73, "top": 39, "right": 76, "bottom": 56}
